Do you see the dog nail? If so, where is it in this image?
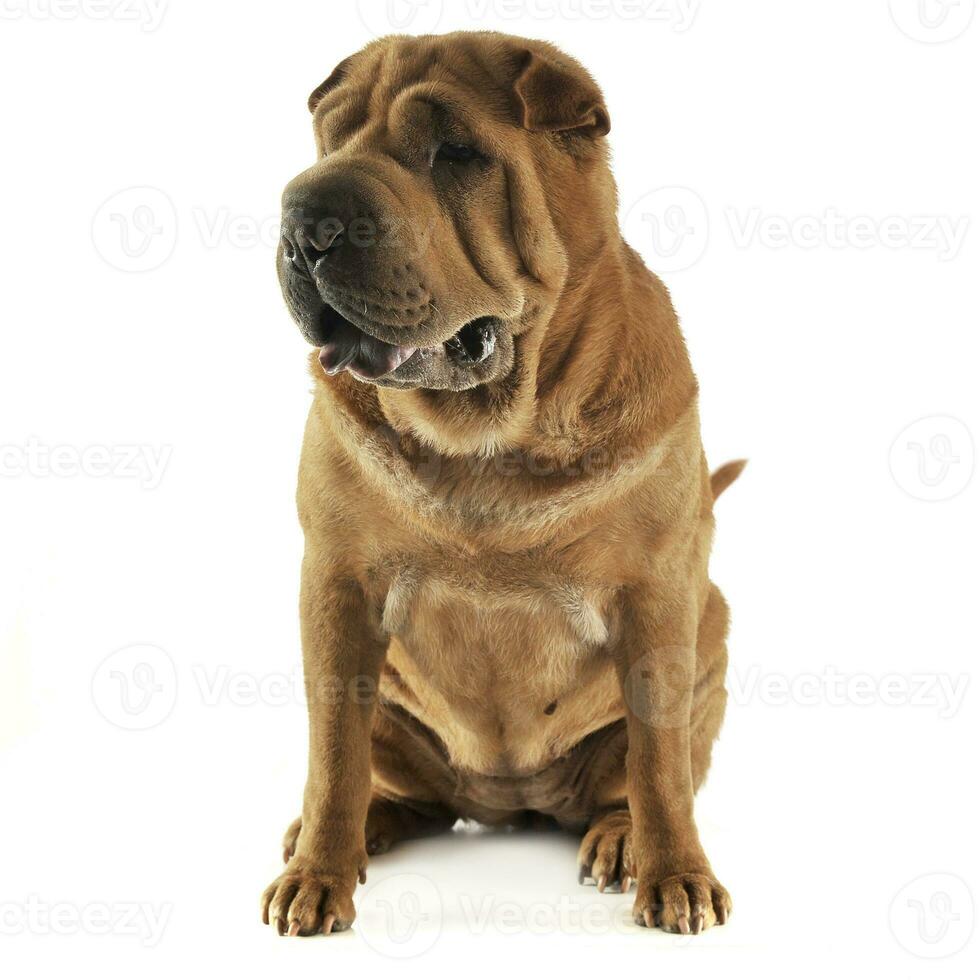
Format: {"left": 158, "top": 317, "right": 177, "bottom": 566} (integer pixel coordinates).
{"left": 692, "top": 914, "right": 703, "bottom": 935}
{"left": 678, "top": 915, "right": 691, "bottom": 935}
{"left": 597, "top": 874, "right": 607, "bottom": 893}
{"left": 621, "top": 876, "right": 632, "bottom": 893}
{"left": 287, "top": 920, "right": 300, "bottom": 937}
{"left": 642, "top": 908, "right": 655, "bottom": 928}
{"left": 323, "top": 914, "right": 336, "bottom": 935}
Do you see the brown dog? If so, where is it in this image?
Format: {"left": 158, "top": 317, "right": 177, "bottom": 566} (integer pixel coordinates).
{"left": 261, "top": 31, "right": 742, "bottom": 938}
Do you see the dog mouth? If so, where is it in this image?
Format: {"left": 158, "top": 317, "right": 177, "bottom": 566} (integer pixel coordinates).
{"left": 316, "top": 305, "right": 498, "bottom": 381}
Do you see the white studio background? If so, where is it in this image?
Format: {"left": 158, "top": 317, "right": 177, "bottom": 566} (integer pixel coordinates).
{"left": 1, "top": 1, "right": 978, "bottom": 976}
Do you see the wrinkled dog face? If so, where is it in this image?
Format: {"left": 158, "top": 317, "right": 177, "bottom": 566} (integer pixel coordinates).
{"left": 278, "top": 33, "right": 610, "bottom": 392}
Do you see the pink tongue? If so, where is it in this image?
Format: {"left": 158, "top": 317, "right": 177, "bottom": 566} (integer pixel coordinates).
{"left": 318, "top": 318, "right": 416, "bottom": 380}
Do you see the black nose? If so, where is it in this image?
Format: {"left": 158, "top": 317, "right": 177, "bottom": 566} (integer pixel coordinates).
{"left": 281, "top": 208, "right": 344, "bottom": 276}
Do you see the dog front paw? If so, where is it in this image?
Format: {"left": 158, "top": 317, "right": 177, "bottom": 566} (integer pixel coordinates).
{"left": 633, "top": 872, "right": 731, "bottom": 934}
{"left": 261, "top": 857, "right": 363, "bottom": 936}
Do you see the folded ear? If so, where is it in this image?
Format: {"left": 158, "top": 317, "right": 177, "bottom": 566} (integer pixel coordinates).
{"left": 513, "top": 50, "right": 610, "bottom": 138}
{"left": 307, "top": 56, "right": 355, "bottom": 114}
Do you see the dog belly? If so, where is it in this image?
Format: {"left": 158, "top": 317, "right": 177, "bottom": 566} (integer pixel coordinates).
{"left": 378, "top": 595, "right": 624, "bottom": 779}
{"left": 372, "top": 697, "right": 628, "bottom": 829}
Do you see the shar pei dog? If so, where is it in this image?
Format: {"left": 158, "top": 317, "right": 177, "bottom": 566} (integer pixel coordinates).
{"left": 262, "top": 30, "right": 744, "bottom": 938}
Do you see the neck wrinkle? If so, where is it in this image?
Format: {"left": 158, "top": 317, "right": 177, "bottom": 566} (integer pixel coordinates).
{"left": 532, "top": 233, "right": 633, "bottom": 424}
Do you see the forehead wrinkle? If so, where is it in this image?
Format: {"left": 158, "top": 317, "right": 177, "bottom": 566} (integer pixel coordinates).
{"left": 369, "top": 39, "right": 426, "bottom": 119}
{"left": 319, "top": 39, "right": 523, "bottom": 156}
{"left": 432, "top": 48, "right": 513, "bottom": 113}
{"left": 312, "top": 42, "right": 384, "bottom": 121}
{"left": 318, "top": 90, "right": 371, "bottom": 147}
{"left": 389, "top": 81, "right": 513, "bottom": 157}
{"left": 417, "top": 55, "right": 513, "bottom": 121}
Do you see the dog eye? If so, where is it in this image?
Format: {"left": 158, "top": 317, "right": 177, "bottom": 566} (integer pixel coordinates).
{"left": 435, "top": 142, "right": 479, "bottom": 164}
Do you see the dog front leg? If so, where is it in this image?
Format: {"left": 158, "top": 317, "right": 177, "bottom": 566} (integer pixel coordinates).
{"left": 615, "top": 584, "right": 732, "bottom": 934}
{"left": 261, "top": 555, "right": 386, "bottom": 936}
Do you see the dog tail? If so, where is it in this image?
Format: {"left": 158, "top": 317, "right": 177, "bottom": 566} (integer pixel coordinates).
{"left": 710, "top": 459, "right": 747, "bottom": 500}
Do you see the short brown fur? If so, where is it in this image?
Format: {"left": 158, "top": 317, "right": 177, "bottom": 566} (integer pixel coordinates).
{"left": 262, "top": 31, "right": 739, "bottom": 938}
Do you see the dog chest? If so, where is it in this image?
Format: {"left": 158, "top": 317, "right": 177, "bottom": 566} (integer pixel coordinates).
{"left": 379, "top": 563, "right": 611, "bottom": 650}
